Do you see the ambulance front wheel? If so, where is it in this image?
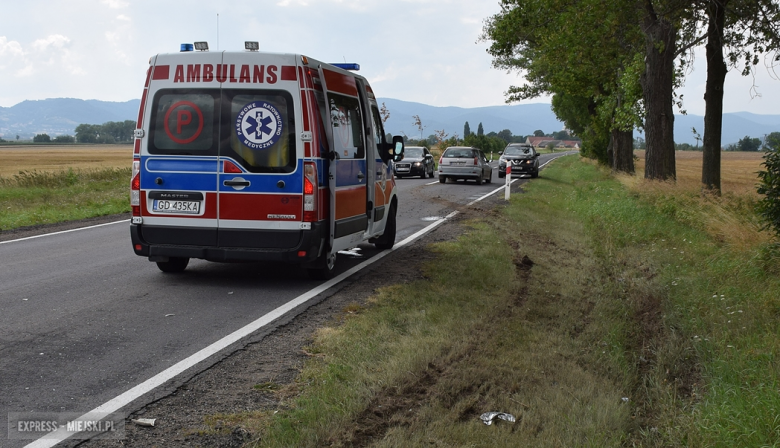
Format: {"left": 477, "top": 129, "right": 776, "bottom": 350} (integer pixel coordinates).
{"left": 374, "top": 204, "right": 397, "bottom": 251}
{"left": 156, "top": 257, "right": 189, "bottom": 273}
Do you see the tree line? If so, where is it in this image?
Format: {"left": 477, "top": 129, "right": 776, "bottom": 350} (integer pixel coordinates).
{"left": 481, "top": 0, "right": 780, "bottom": 194}
{"left": 14, "top": 120, "right": 137, "bottom": 144}
{"left": 390, "top": 117, "right": 580, "bottom": 155}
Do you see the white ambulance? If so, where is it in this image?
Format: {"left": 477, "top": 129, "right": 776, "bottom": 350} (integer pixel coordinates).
{"left": 130, "top": 42, "right": 404, "bottom": 279}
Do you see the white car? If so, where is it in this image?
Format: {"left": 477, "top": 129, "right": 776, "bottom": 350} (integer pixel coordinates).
{"left": 438, "top": 146, "right": 492, "bottom": 185}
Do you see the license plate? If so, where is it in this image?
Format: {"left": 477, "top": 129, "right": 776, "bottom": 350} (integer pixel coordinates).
{"left": 153, "top": 200, "right": 201, "bottom": 214}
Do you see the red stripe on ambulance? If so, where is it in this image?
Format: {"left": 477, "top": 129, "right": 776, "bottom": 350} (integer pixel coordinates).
{"left": 219, "top": 193, "right": 302, "bottom": 221}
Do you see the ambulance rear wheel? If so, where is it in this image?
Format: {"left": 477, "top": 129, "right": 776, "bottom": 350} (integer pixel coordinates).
{"left": 307, "top": 251, "right": 336, "bottom": 280}
{"left": 156, "top": 257, "right": 189, "bottom": 273}
{"left": 374, "top": 204, "right": 397, "bottom": 251}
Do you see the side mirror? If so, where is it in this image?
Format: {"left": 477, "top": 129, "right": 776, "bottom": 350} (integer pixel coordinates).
{"left": 392, "top": 135, "right": 405, "bottom": 162}
{"left": 498, "top": 151, "right": 503, "bottom": 155}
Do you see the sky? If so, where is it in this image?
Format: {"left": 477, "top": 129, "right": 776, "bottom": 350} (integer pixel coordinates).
{"left": 2, "top": 0, "right": 780, "bottom": 116}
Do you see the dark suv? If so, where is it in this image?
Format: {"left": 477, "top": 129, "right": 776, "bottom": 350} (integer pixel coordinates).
{"left": 498, "top": 143, "right": 539, "bottom": 178}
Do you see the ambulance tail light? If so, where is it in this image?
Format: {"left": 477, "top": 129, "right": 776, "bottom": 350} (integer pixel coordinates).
{"left": 131, "top": 160, "right": 141, "bottom": 215}
{"left": 303, "top": 162, "right": 318, "bottom": 222}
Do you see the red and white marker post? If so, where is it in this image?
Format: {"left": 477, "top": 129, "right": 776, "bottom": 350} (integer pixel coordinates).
{"left": 504, "top": 166, "right": 512, "bottom": 200}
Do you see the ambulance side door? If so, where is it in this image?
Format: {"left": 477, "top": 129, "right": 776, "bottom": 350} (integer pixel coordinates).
{"left": 321, "top": 67, "right": 368, "bottom": 253}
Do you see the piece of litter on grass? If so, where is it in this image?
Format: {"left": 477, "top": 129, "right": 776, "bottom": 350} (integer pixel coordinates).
{"left": 165, "top": 314, "right": 175, "bottom": 317}
{"left": 131, "top": 418, "right": 156, "bottom": 427}
{"left": 480, "top": 412, "right": 516, "bottom": 426}
{"left": 621, "top": 397, "right": 629, "bottom": 403}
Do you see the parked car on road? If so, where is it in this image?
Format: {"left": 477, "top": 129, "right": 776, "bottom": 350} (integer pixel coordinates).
{"left": 498, "top": 143, "right": 539, "bottom": 178}
{"left": 393, "top": 146, "right": 435, "bottom": 178}
{"left": 438, "top": 146, "right": 493, "bottom": 185}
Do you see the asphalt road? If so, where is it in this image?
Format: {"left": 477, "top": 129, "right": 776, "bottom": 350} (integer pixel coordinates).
{"left": 0, "top": 152, "right": 569, "bottom": 447}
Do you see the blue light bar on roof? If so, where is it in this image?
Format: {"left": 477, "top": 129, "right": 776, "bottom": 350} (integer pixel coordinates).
{"left": 331, "top": 63, "right": 360, "bottom": 71}
{"left": 180, "top": 43, "right": 194, "bottom": 52}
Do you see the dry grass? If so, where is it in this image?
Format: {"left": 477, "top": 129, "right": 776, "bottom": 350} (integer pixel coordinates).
{"left": 618, "top": 151, "right": 771, "bottom": 251}
{"left": 633, "top": 150, "right": 764, "bottom": 197}
{"left": 0, "top": 145, "right": 132, "bottom": 177}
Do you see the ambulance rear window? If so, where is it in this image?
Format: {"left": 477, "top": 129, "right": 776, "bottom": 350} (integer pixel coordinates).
{"left": 223, "top": 90, "right": 296, "bottom": 173}
{"left": 149, "top": 91, "right": 217, "bottom": 155}
{"left": 147, "top": 89, "right": 296, "bottom": 173}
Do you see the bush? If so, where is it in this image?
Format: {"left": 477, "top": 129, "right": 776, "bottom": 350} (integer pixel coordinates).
{"left": 33, "top": 133, "right": 51, "bottom": 143}
{"left": 757, "top": 147, "right": 780, "bottom": 238}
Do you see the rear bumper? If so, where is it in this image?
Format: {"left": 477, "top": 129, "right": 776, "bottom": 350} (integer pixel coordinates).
{"left": 130, "top": 222, "right": 327, "bottom": 264}
{"left": 439, "top": 166, "right": 481, "bottom": 180}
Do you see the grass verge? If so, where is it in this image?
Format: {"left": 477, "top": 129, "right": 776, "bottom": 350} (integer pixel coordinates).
{"left": 0, "top": 168, "right": 131, "bottom": 231}
{"left": 205, "top": 155, "right": 777, "bottom": 446}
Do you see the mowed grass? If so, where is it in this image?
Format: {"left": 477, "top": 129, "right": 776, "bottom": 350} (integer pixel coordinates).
{"left": 207, "top": 152, "right": 779, "bottom": 447}
{"left": 0, "top": 146, "right": 132, "bottom": 230}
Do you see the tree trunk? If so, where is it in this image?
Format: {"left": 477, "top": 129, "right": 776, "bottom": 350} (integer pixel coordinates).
{"left": 702, "top": 0, "right": 728, "bottom": 194}
{"left": 613, "top": 128, "right": 635, "bottom": 173}
{"left": 641, "top": 7, "right": 677, "bottom": 180}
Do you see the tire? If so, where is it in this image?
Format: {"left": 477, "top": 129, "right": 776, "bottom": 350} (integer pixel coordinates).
{"left": 307, "top": 250, "right": 336, "bottom": 280}
{"left": 476, "top": 175, "right": 483, "bottom": 185}
{"left": 486, "top": 170, "right": 492, "bottom": 184}
{"left": 156, "top": 257, "right": 189, "bottom": 273}
{"left": 439, "top": 175, "right": 446, "bottom": 183}
{"left": 374, "top": 203, "right": 397, "bottom": 250}
{"left": 420, "top": 169, "right": 426, "bottom": 179}
{"left": 532, "top": 170, "right": 539, "bottom": 178}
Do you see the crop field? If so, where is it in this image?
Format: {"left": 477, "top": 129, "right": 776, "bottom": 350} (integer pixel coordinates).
{"left": 634, "top": 150, "right": 765, "bottom": 197}
{"left": 0, "top": 145, "right": 132, "bottom": 177}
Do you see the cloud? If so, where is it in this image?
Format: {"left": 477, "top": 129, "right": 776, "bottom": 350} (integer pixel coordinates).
{"left": 101, "top": 0, "right": 129, "bottom": 8}
{"left": 31, "top": 34, "right": 70, "bottom": 51}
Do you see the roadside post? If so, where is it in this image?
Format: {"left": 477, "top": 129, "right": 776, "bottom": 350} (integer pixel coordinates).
{"left": 504, "top": 166, "right": 511, "bottom": 200}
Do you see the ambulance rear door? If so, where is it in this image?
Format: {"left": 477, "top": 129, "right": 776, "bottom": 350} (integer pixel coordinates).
{"left": 319, "top": 65, "right": 369, "bottom": 253}
{"left": 141, "top": 51, "right": 224, "bottom": 248}
{"left": 216, "top": 53, "right": 304, "bottom": 251}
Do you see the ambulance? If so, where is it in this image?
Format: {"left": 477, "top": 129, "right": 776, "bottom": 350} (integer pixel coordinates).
{"left": 130, "top": 42, "right": 404, "bottom": 279}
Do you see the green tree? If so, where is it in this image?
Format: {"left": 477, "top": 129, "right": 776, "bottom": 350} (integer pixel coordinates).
{"left": 75, "top": 124, "right": 99, "bottom": 143}
{"left": 33, "top": 133, "right": 51, "bottom": 142}
{"left": 497, "top": 129, "right": 513, "bottom": 143}
{"left": 477, "top": 122, "right": 484, "bottom": 137}
{"left": 54, "top": 135, "right": 75, "bottom": 143}
{"left": 482, "top": 0, "right": 642, "bottom": 173}
{"left": 464, "top": 122, "right": 471, "bottom": 138}
{"left": 764, "top": 132, "right": 780, "bottom": 150}
{"left": 757, "top": 143, "right": 780, "bottom": 237}
{"left": 699, "top": 0, "right": 780, "bottom": 193}
{"left": 738, "top": 135, "right": 761, "bottom": 151}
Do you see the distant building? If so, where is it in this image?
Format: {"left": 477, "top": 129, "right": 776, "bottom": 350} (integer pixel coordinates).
{"left": 526, "top": 136, "right": 581, "bottom": 149}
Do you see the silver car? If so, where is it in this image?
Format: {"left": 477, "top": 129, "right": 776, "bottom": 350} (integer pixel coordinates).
{"left": 438, "top": 146, "right": 493, "bottom": 185}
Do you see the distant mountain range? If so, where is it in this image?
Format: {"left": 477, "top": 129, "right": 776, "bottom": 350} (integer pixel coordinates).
{"left": 0, "top": 98, "right": 141, "bottom": 140}
{"left": 1, "top": 97, "right": 778, "bottom": 146}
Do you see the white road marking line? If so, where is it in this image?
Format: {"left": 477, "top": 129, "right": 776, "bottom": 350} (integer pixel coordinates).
{"left": 0, "top": 220, "right": 127, "bottom": 245}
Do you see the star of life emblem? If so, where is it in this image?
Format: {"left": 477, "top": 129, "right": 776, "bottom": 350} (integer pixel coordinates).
{"left": 235, "top": 101, "right": 283, "bottom": 150}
